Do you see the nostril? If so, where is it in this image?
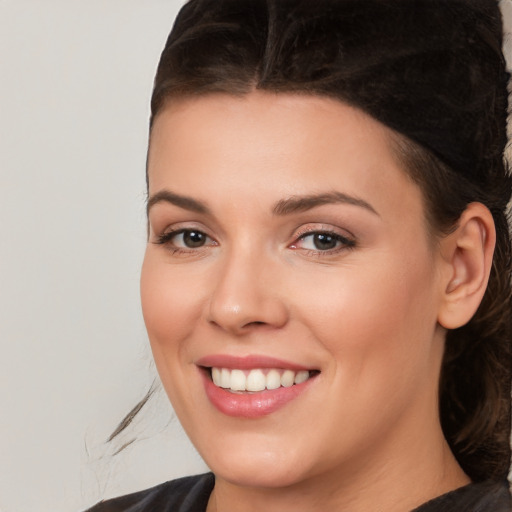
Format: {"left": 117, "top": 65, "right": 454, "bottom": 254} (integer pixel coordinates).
{"left": 243, "top": 321, "right": 268, "bottom": 329}
{"left": 207, "top": 290, "right": 289, "bottom": 333}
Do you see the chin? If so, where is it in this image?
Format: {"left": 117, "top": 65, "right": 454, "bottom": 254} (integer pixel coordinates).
{"left": 196, "top": 431, "right": 320, "bottom": 489}
{"left": 211, "top": 455, "right": 310, "bottom": 489}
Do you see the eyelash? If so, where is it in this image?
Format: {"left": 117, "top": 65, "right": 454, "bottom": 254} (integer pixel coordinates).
{"left": 154, "top": 229, "right": 217, "bottom": 254}
{"left": 153, "top": 227, "right": 356, "bottom": 256}
{"left": 291, "top": 229, "right": 356, "bottom": 255}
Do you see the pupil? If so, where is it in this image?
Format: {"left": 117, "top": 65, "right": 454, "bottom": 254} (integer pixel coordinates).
{"left": 184, "top": 231, "right": 205, "bottom": 248}
{"left": 314, "top": 233, "right": 337, "bottom": 250}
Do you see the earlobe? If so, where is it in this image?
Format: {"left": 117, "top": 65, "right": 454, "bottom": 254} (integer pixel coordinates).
{"left": 437, "top": 203, "right": 496, "bottom": 330}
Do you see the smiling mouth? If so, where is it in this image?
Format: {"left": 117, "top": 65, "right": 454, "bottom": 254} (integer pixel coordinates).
{"left": 207, "top": 367, "right": 319, "bottom": 393}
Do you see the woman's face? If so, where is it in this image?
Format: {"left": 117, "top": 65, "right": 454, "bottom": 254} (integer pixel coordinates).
{"left": 142, "top": 92, "right": 448, "bottom": 489}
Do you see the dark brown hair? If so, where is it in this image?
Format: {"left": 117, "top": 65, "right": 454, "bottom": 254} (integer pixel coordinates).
{"left": 143, "top": 0, "right": 512, "bottom": 481}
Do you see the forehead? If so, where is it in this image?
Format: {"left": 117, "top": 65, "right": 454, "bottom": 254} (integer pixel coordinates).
{"left": 148, "top": 92, "right": 390, "bottom": 159}
{"left": 147, "top": 92, "right": 425, "bottom": 225}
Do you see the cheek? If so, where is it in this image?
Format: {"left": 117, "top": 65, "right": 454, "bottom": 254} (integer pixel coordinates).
{"left": 293, "top": 250, "right": 440, "bottom": 379}
{"left": 289, "top": 255, "right": 442, "bottom": 451}
{"left": 140, "top": 252, "right": 205, "bottom": 354}
{"left": 140, "top": 252, "right": 209, "bottom": 419}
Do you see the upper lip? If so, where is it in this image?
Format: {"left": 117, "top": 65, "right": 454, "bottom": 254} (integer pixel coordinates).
{"left": 196, "top": 354, "right": 315, "bottom": 371}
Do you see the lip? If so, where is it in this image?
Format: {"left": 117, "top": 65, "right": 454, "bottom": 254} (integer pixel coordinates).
{"left": 196, "top": 354, "right": 312, "bottom": 371}
{"left": 196, "top": 354, "right": 318, "bottom": 418}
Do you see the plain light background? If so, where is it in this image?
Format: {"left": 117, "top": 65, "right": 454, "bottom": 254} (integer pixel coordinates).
{"left": 1, "top": 2, "right": 511, "bottom": 512}
{"left": 1, "top": 2, "right": 207, "bottom": 512}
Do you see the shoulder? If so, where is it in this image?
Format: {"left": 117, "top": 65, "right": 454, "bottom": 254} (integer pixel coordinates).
{"left": 412, "top": 479, "right": 511, "bottom": 512}
{"left": 84, "top": 473, "right": 215, "bottom": 512}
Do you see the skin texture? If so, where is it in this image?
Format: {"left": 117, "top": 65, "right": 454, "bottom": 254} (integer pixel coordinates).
{"left": 142, "top": 92, "right": 494, "bottom": 512}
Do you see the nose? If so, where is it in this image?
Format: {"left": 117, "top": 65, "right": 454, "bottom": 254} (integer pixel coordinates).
{"left": 207, "top": 249, "right": 289, "bottom": 335}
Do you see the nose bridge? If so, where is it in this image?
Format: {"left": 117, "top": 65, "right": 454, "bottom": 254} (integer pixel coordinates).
{"left": 207, "top": 242, "right": 288, "bottom": 333}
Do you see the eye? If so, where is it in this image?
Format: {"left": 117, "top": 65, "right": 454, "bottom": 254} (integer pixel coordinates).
{"left": 175, "top": 230, "right": 209, "bottom": 248}
{"left": 155, "top": 228, "right": 216, "bottom": 250}
{"left": 291, "top": 230, "right": 355, "bottom": 253}
{"left": 301, "top": 233, "right": 340, "bottom": 251}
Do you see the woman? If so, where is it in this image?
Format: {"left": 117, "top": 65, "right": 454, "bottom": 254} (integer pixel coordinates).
{"left": 87, "top": 0, "right": 511, "bottom": 510}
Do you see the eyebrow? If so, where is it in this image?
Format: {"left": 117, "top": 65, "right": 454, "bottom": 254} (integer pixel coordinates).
{"left": 147, "top": 189, "right": 211, "bottom": 216}
{"left": 272, "top": 192, "right": 379, "bottom": 216}
{"left": 146, "top": 189, "right": 378, "bottom": 217}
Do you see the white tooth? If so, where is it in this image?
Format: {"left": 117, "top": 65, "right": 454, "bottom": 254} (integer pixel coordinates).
{"left": 246, "top": 369, "right": 266, "bottom": 392}
{"left": 230, "top": 369, "right": 246, "bottom": 391}
{"left": 220, "top": 368, "right": 231, "bottom": 388}
{"left": 266, "top": 369, "right": 281, "bottom": 390}
{"left": 294, "top": 370, "right": 309, "bottom": 384}
{"left": 211, "top": 367, "right": 221, "bottom": 386}
{"left": 281, "top": 370, "right": 295, "bottom": 388}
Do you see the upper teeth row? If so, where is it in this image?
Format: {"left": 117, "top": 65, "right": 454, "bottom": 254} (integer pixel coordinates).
{"left": 211, "top": 367, "right": 310, "bottom": 392}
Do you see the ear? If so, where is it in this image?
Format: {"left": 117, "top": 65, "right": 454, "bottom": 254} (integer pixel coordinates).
{"left": 437, "top": 202, "right": 496, "bottom": 330}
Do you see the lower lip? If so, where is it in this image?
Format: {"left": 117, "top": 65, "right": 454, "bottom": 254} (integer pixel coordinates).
{"left": 200, "top": 370, "right": 315, "bottom": 418}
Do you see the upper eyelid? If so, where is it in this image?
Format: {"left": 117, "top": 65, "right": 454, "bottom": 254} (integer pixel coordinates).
{"left": 158, "top": 227, "right": 215, "bottom": 241}
{"left": 152, "top": 221, "right": 213, "bottom": 237}
{"left": 297, "top": 231, "right": 353, "bottom": 242}
{"left": 292, "top": 223, "right": 355, "bottom": 240}
{"left": 149, "top": 216, "right": 225, "bottom": 241}
{"left": 289, "top": 224, "right": 357, "bottom": 251}
{"left": 154, "top": 229, "right": 218, "bottom": 253}
{"left": 293, "top": 231, "right": 355, "bottom": 247}
{"left": 152, "top": 222, "right": 356, "bottom": 245}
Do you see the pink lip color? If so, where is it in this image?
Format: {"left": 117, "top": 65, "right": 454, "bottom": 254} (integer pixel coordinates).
{"left": 196, "top": 354, "right": 311, "bottom": 371}
{"left": 196, "top": 355, "right": 316, "bottom": 418}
